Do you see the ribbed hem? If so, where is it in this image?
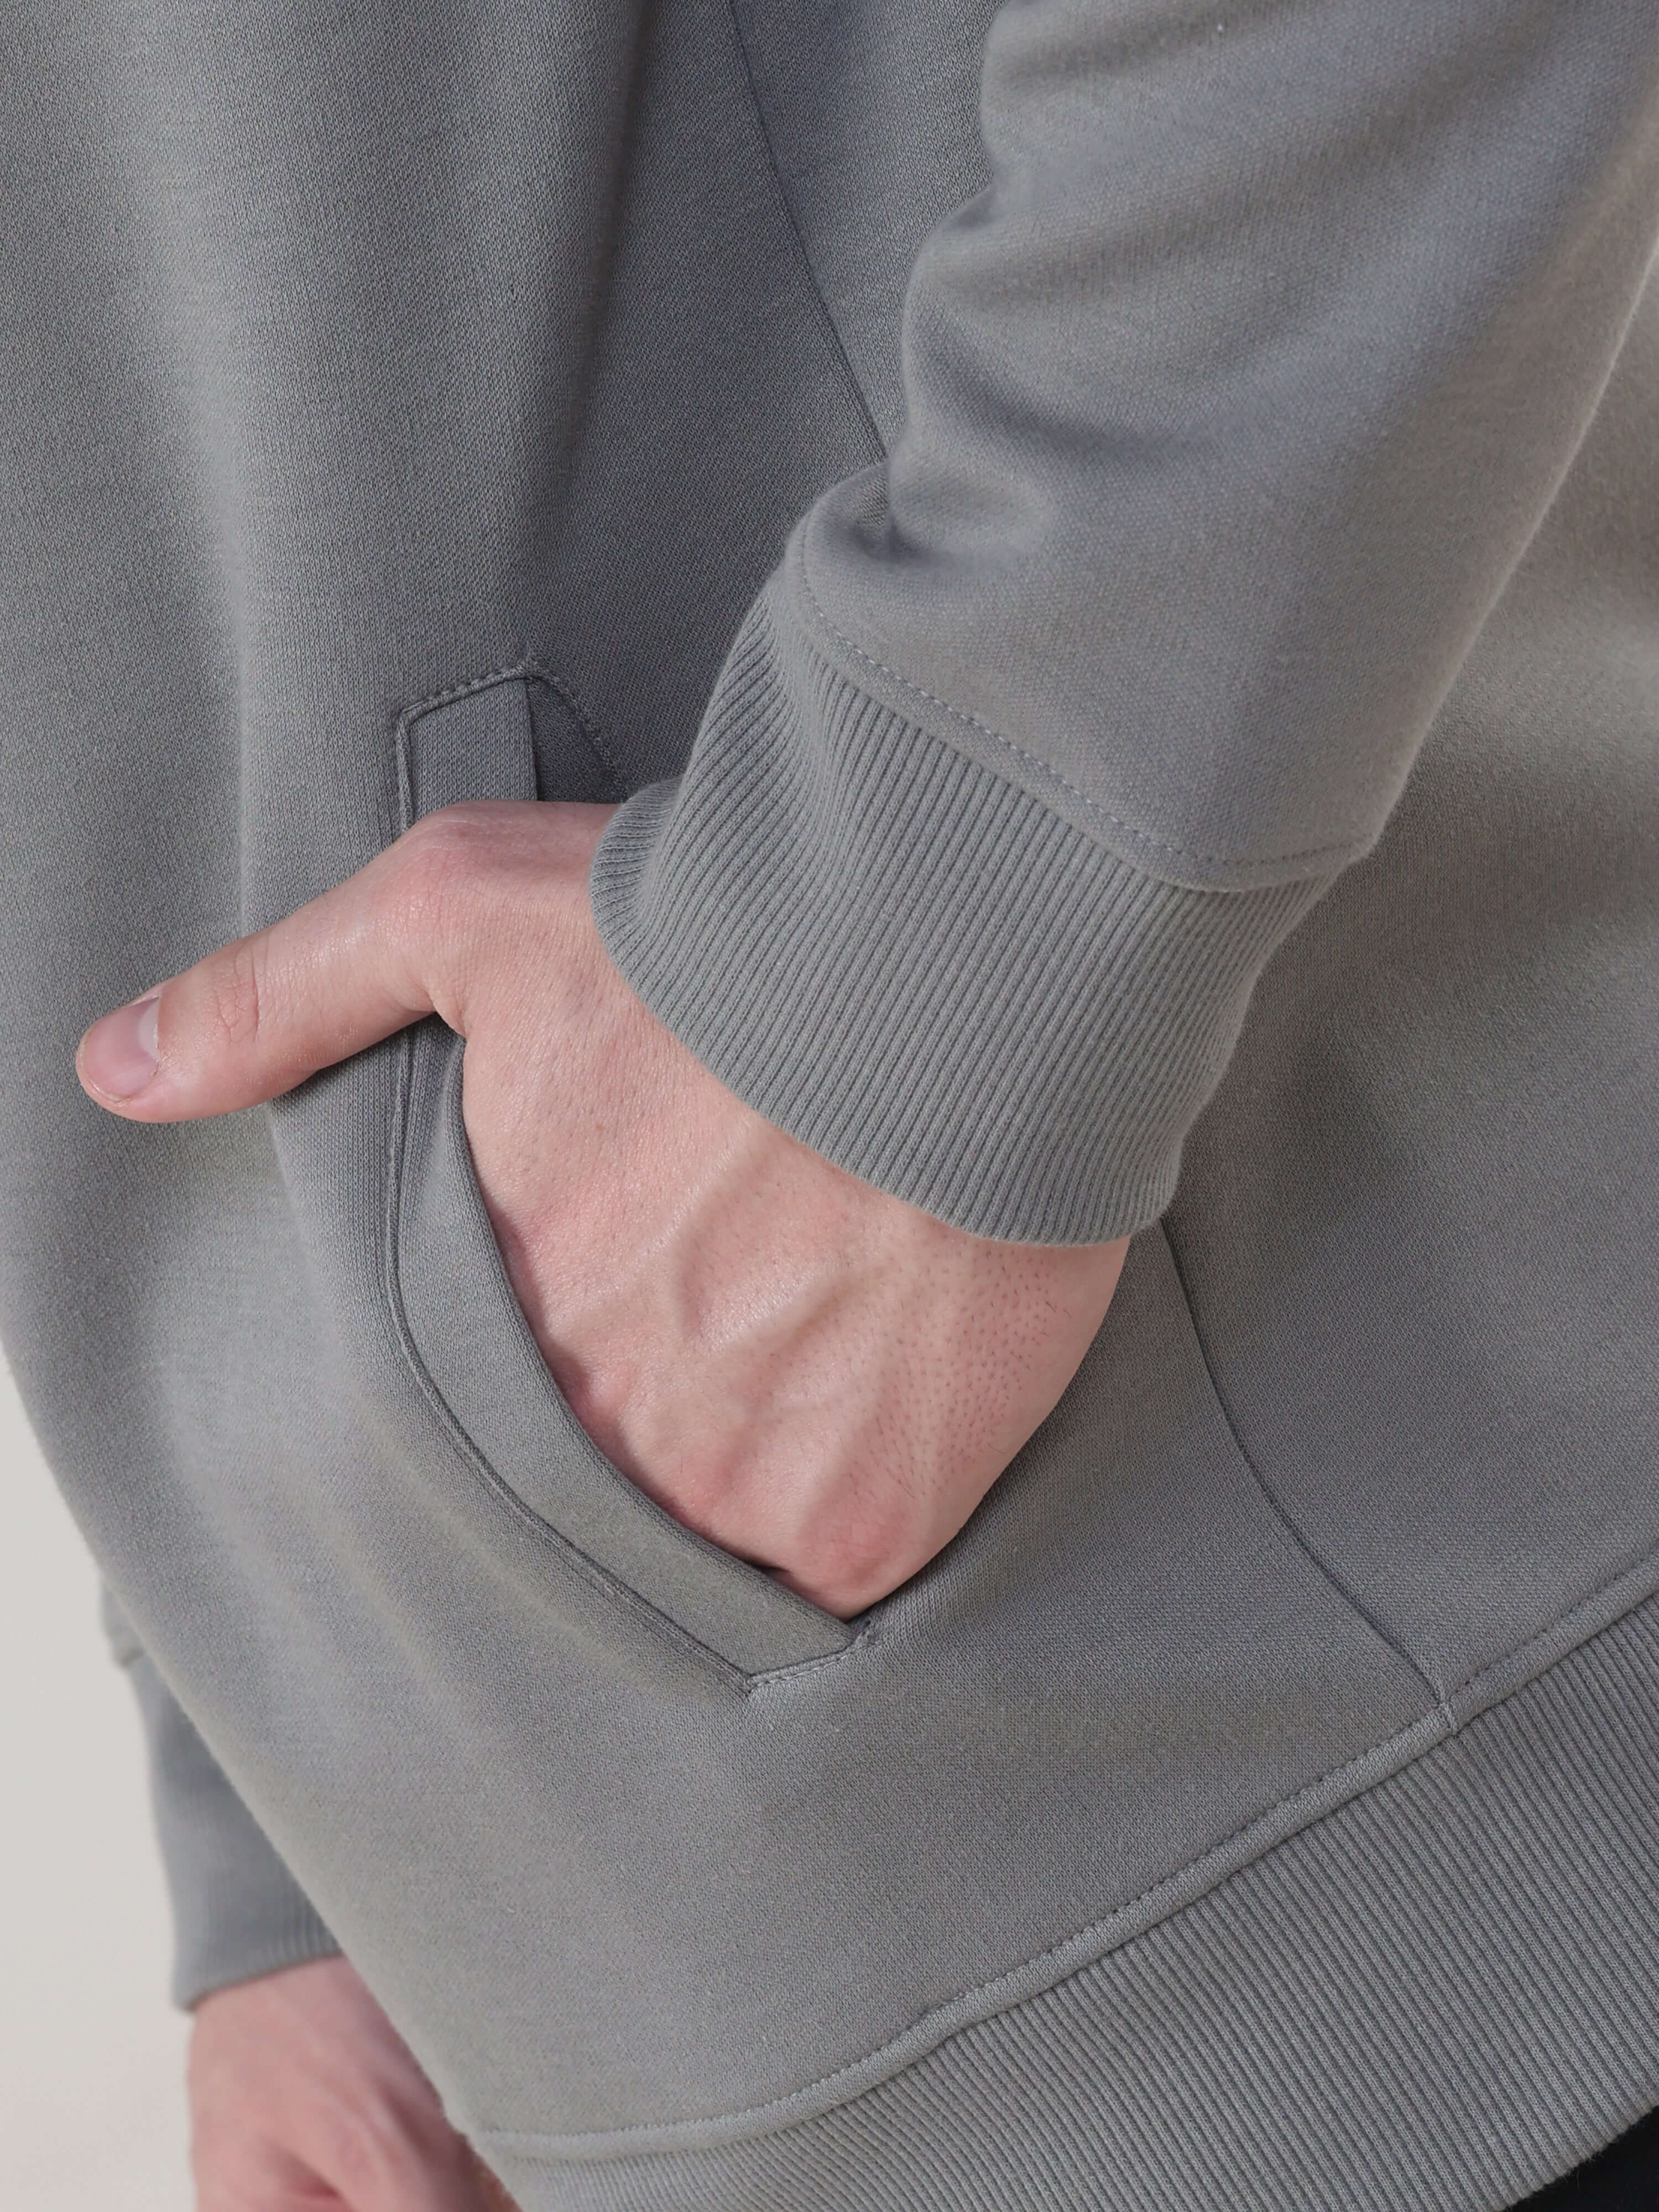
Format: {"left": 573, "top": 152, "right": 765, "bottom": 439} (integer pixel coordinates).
{"left": 128, "top": 1654, "right": 340, "bottom": 2008}
{"left": 591, "top": 568, "right": 1327, "bottom": 1245}
{"left": 477, "top": 1582, "right": 1659, "bottom": 2211}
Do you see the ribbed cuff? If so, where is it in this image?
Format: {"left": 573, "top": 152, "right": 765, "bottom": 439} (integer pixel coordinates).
{"left": 127, "top": 1654, "right": 340, "bottom": 2009}
{"left": 591, "top": 570, "right": 1328, "bottom": 1245}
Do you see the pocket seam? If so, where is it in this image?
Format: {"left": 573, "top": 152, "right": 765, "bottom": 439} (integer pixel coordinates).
{"left": 396, "top": 658, "right": 630, "bottom": 811}
{"left": 1159, "top": 1218, "right": 1446, "bottom": 1707}
{"left": 382, "top": 1016, "right": 758, "bottom": 1691}
{"left": 385, "top": 667, "right": 865, "bottom": 1683}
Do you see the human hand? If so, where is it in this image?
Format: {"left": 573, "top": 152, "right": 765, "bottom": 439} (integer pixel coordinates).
{"left": 76, "top": 802, "right": 1127, "bottom": 1614}
{"left": 187, "top": 1955, "right": 511, "bottom": 2210}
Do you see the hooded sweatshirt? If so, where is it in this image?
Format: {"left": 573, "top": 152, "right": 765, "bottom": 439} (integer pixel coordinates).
{"left": 3, "top": 2, "right": 1658, "bottom": 2206}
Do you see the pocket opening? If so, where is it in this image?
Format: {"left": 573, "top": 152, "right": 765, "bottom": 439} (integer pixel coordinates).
{"left": 388, "top": 669, "right": 855, "bottom": 1675}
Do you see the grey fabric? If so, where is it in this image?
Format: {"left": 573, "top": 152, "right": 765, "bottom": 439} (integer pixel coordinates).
{"left": 129, "top": 1652, "right": 342, "bottom": 2009}
{"left": 395, "top": 675, "right": 851, "bottom": 1670}
{"left": 592, "top": 571, "right": 1329, "bottom": 1242}
{"left": 591, "top": 0, "right": 1659, "bottom": 1238}
{"left": 481, "top": 1587, "right": 1659, "bottom": 2210}
{"left": 102, "top": 1590, "right": 340, "bottom": 2005}
{"left": 0, "top": 1, "right": 1656, "bottom": 2206}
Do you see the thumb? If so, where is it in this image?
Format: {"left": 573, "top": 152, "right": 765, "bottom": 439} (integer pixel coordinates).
{"left": 75, "top": 814, "right": 469, "bottom": 1123}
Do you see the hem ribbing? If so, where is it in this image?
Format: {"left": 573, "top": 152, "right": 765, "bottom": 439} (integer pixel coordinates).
{"left": 474, "top": 1580, "right": 1659, "bottom": 2211}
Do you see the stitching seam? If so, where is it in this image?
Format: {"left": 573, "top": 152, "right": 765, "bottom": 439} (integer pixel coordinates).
{"left": 523, "top": 660, "right": 629, "bottom": 795}
{"left": 1156, "top": 1215, "right": 1659, "bottom": 1727}
{"left": 380, "top": 1021, "right": 754, "bottom": 1689}
{"left": 791, "top": 541, "right": 1366, "bottom": 879}
{"left": 1160, "top": 1220, "right": 1446, "bottom": 1709}
{"left": 388, "top": 687, "right": 858, "bottom": 1683}
{"left": 400, "top": 658, "right": 630, "bottom": 798}
{"left": 475, "top": 1548, "right": 1659, "bottom": 2160}
{"left": 476, "top": 1718, "right": 1453, "bottom": 2153}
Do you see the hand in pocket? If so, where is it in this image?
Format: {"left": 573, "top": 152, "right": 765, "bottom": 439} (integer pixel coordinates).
{"left": 77, "top": 801, "right": 1126, "bottom": 1615}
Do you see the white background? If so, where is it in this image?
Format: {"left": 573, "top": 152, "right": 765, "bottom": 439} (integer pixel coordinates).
{"left": 1, "top": 1354, "right": 193, "bottom": 2209}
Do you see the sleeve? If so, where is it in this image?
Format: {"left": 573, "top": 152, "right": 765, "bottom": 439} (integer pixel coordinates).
{"left": 102, "top": 1589, "right": 340, "bottom": 2009}
{"left": 589, "top": 0, "right": 1659, "bottom": 1244}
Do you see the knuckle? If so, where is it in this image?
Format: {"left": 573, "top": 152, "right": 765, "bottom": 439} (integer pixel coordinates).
{"left": 201, "top": 939, "right": 264, "bottom": 1055}
{"left": 794, "top": 1511, "right": 914, "bottom": 1616}
{"left": 398, "top": 802, "right": 494, "bottom": 882}
{"left": 324, "top": 2095, "right": 417, "bottom": 2197}
{"left": 392, "top": 805, "right": 577, "bottom": 1009}
{"left": 393, "top": 805, "right": 505, "bottom": 936}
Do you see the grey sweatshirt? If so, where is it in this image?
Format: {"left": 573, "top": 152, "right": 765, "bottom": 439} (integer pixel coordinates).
{"left": 3, "top": 2, "right": 1658, "bottom": 2206}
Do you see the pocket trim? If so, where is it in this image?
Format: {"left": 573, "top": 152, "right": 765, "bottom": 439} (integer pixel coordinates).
{"left": 386, "top": 669, "right": 857, "bottom": 1676}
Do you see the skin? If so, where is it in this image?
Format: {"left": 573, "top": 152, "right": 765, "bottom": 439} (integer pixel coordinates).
{"left": 76, "top": 797, "right": 1128, "bottom": 2206}
{"left": 189, "top": 1957, "right": 513, "bottom": 2211}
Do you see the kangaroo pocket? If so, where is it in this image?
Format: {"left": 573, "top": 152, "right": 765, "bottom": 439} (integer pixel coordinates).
{"left": 256, "top": 666, "right": 1453, "bottom": 2145}
{"left": 411, "top": 1216, "right": 1445, "bottom": 2144}
{"left": 387, "top": 667, "right": 853, "bottom": 1674}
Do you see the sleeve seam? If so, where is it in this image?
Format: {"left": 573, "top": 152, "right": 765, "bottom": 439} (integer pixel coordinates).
{"left": 790, "top": 532, "right": 1367, "bottom": 884}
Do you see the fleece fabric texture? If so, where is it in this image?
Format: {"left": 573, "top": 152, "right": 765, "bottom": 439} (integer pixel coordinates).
{"left": 2, "top": 2, "right": 1657, "bottom": 2206}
